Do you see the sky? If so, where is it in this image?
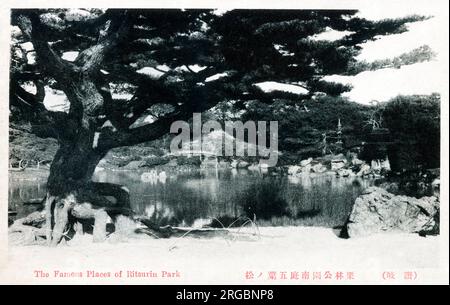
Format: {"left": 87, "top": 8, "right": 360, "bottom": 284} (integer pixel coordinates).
{"left": 322, "top": 10, "right": 447, "bottom": 104}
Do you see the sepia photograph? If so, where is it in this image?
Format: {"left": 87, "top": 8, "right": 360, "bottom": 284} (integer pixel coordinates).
{"left": 0, "top": 0, "right": 448, "bottom": 287}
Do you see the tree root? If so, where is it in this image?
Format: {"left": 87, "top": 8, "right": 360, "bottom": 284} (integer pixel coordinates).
{"left": 72, "top": 203, "right": 109, "bottom": 242}
{"left": 44, "top": 194, "right": 55, "bottom": 244}
{"left": 11, "top": 183, "right": 232, "bottom": 245}
{"left": 42, "top": 182, "right": 133, "bottom": 246}
{"left": 50, "top": 195, "right": 75, "bottom": 246}
{"left": 10, "top": 182, "right": 131, "bottom": 246}
{"left": 10, "top": 210, "right": 232, "bottom": 245}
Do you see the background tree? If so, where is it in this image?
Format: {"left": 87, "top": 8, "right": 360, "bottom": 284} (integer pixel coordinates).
{"left": 382, "top": 94, "right": 440, "bottom": 171}
{"left": 10, "top": 8, "right": 427, "bottom": 245}
{"left": 9, "top": 122, "right": 58, "bottom": 168}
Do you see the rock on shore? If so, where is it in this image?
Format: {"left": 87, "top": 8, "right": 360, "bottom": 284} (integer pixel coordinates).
{"left": 346, "top": 187, "right": 439, "bottom": 237}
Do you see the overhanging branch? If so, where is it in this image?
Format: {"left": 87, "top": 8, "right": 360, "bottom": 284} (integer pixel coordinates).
{"left": 96, "top": 87, "right": 224, "bottom": 150}
{"left": 74, "top": 11, "right": 131, "bottom": 74}
{"left": 19, "top": 13, "right": 74, "bottom": 79}
{"left": 10, "top": 78, "right": 68, "bottom": 139}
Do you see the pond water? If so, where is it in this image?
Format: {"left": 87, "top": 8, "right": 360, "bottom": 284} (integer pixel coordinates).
{"left": 9, "top": 169, "right": 374, "bottom": 228}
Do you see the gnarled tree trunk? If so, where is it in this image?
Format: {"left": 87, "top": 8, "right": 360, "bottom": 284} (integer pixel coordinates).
{"left": 44, "top": 142, "right": 132, "bottom": 246}
{"left": 40, "top": 70, "right": 137, "bottom": 244}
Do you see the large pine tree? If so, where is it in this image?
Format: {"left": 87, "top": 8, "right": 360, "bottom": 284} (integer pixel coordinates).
{"left": 10, "top": 9, "right": 426, "bottom": 245}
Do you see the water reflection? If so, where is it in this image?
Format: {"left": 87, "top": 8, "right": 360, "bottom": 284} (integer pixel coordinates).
{"left": 9, "top": 169, "right": 373, "bottom": 228}
{"left": 140, "top": 170, "right": 167, "bottom": 184}
{"left": 8, "top": 176, "right": 47, "bottom": 218}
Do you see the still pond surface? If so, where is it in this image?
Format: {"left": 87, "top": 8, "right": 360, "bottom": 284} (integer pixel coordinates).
{"left": 9, "top": 169, "right": 373, "bottom": 228}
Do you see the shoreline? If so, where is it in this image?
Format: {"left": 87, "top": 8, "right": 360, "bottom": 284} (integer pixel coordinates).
{"left": 1, "top": 226, "right": 443, "bottom": 284}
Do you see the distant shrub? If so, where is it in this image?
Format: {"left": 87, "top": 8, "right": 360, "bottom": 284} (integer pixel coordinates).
{"left": 241, "top": 96, "right": 370, "bottom": 158}
{"left": 144, "top": 156, "right": 170, "bottom": 167}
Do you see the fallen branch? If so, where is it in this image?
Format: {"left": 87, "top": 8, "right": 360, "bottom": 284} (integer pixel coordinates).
{"left": 135, "top": 216, "right": 230, "bottom": 239}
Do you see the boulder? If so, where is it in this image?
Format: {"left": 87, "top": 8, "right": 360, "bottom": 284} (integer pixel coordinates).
{"left": 22, "top": 211, "right": 46, "bottom": 227}
{"left": 287, "top": 165, "right": 301, "bottom": 175}
{"left": 311, "top": 163, "right": 327, "bottom": 173}
{"left": 301, "top": 164, "right": 312, "bottom": 174}
{"left": 381, "top": 158, "right": 391, "bottom": 171}
{"left": 300, "top": 158, "right": 313, "bottom": 167}
{"left": 371, "top": 160, "right": 382, "bottom": 171}
{"left": 336, "top": 169, "right": 353, "bottom": 177}
{"left": 356, "top": 164, "right": 371, "bottom": 176}
{"left": 346, "top": 187, "right": 439, "bottom": 237}
{"left": 260, "top": 163, "right": 270, "bottom": 169}
{"left": 331, "top": 160, "right": 346, "bottom": 170}
{"left": 237, "top": 161, "right": 250, "bottom": 168}
{"left": 247, "top": 163, "right": 259, "bottom": 171}
{"left": 351, "top": 158, "right": 364, "bottom": 166}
